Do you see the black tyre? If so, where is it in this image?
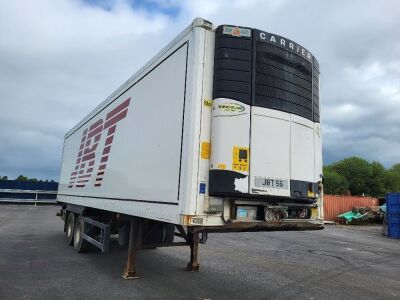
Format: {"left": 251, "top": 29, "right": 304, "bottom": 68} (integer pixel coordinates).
{"left": 118, "top": 223, "right": 130, "bottom": 246}
{"left": 66, "top": 213, "right": 75, "bottom": 246}
{"left": 73, "top": 217, "right": 90, "bottom": 253}
{"left": 143, "top": 222, "right": 175, "bottom": 245}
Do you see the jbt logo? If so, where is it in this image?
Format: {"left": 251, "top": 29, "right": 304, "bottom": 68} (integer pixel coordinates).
{"left": 68, "top": 98, "right": 131, "bottom": 188}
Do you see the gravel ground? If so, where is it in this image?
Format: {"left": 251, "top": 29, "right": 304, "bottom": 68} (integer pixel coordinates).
{"left": 0, "top": 204, "right": 399, "bottom": 300}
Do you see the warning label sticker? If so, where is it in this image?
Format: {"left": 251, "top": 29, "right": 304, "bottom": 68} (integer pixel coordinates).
{"left": 201, "top": 142, "right": 211, "bottom": 159}
{"left": 223, "top": 26, "right": 251, "bottom": 38}
{"left": 232, "top": 146, "right": 249, "bottom": 172}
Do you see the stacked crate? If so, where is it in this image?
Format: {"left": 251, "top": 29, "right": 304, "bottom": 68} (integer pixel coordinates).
{"left": 386, "top": 193, "right": 400, "bottom": 239}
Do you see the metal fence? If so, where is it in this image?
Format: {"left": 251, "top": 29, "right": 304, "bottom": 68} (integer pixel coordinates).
{"left": 0, "top": 180, "right": 58, "bottom": 204}
{"left": 0, "top": 189, "right": 57, "bottom": 204}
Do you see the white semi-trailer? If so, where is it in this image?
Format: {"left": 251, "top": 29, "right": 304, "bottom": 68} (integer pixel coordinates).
{"left": 57, "top": 18, "right": 323, "bottom": 278}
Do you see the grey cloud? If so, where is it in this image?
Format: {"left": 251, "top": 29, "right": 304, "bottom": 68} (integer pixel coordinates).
{"left": 0, "top": 0, "right": 177, "bottom": 179}
{"left": 0, "top": 0, "right": 399, "bottom": 180}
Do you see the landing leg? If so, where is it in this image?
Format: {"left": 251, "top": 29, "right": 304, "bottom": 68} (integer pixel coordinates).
{"left": 186, "top": 231, "right": 200, "bottom": 272}
{"left": 122, "top": 218, "right": 142, "bottom": 279}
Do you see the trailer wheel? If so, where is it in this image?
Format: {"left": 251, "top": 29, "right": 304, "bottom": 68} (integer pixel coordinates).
{"left": 66, "top": 213, "right": 75, "bottom": 246}
{"left": 73, "top": 217, "right": 90, "bottom": 253}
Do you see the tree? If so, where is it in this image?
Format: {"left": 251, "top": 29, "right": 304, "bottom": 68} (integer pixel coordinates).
{"left": 367, "top": 161, "right": 387, "bottom": 197}
{"left": 16, "top": 175, "right": 28, "bottom": 181}
{"left": 386, "top": 163, "right": 400, "bottom": 193}
{"left": 330, "top": 157, "right": 371, "bottom": 196}
{"left": 0, "top": 176, "right": 8, "bottom": 180}
{"left": 12, "top": 175, "right": 58, "bottom": 183}
{"left": 324, "top": 157, "right": 400, "bottom": 197}
{"left": 323, "top": 166, "right": 349, "bottom": 195}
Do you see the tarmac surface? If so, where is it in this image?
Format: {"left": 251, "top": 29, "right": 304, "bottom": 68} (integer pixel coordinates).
{"left": 0, "top": 204, "right": 399, "bottom": 300}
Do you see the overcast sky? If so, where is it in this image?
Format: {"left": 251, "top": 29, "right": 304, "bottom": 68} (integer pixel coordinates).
{"left": 0, "top": 0, "right": 399, "bottom": 180}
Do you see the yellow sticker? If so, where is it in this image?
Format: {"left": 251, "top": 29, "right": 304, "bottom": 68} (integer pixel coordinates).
{"left": 201, "top": 142, "right": 211, "bottom": 159}
{"left": 217, "top": 163, "right": 226, "bottom": 170}
{"left": 232, "top": 146, "right": 249, "bottom": 172}
{"left": 307, "top": 190, "right": 315, "bottom": 198}
{"left": 203, "top": 99, "right": 213, "bottom": 107}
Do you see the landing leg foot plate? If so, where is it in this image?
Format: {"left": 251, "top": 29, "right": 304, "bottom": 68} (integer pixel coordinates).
{"left": 186, "top": 262, "right": 200, "bottom": 272}
{"left": 122, "top": 271, "right": 139, "bottom": 280}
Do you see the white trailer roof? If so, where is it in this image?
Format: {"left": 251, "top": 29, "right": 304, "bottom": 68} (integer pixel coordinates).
{"left": 65, "top": 18, "right": 213, "bottom": 139}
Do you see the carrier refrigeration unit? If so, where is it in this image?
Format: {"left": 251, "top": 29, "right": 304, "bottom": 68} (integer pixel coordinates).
{"left": 57, "top": 18, "right": 323, "bottom": 278}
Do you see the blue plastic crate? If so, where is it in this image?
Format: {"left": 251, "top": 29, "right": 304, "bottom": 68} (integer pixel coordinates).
{"left": 388, "top": 230, "right": 400, "bottom": 238}
{"left": 388, "top": 219, "right": 400, "bottom": 226}
{"left": 387, "top": 211, "right": 400, "bottom": 219}
{"left": 389, "top": 220, "right": 400, "bottom": 225}
{"left": 387, "top": 203, "right": 400, "bottom": 211}
{"left": 387, "top": 193, "right": 400, "bottom": 205}
{"left": 387, "top": 211, "right": 400, "bottom": 218}
{"left": 386, "top": 193, "right": 400, "bottom": 238}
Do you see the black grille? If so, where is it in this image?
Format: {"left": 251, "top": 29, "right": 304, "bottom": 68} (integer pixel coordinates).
{"left": 254, "top": 42, "right": 314, "bottom": 121}
{"left": 312, "top": 57, "right": 320, "bottom": 122}
{"left": 212, "top": 25, "right": 320, "bottom": 123}
{"left": 213, "top": 26, "right": 252, "bottom": 105}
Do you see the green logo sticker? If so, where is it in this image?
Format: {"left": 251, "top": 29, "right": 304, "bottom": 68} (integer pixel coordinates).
{"left": 218, "top": 103, "right": 245, "bottom": 113}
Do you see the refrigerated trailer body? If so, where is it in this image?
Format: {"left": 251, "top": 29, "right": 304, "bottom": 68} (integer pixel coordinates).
{"left": 57, "top": 18, "right": 323, "bottom": 277}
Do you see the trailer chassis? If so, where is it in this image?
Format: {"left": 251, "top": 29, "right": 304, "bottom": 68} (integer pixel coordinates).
{"left": 60, "top": 204, "right": 322, "bottom": 279}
